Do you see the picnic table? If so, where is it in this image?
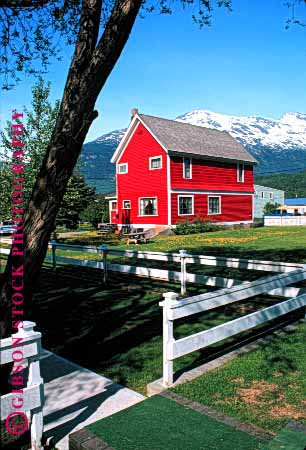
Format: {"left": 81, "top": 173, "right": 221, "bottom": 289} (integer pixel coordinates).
{"left": 123, "top": 230, "right": 148, "bottom": 245}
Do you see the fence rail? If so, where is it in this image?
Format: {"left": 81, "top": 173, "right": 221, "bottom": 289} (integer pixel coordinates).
{"left": 0, "top": 322, "right": 44, "bottom": 450}
{"left": 1, "top": 241, "right": 305, "bottom": 295}
{"left": 160, "top": 268, "right": 306, "bottom": 386}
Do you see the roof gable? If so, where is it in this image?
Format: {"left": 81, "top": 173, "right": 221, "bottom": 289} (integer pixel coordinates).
{"left": 111, "top": 115, "right": 168, "bottom": 163}
{"left": 111, "top": 113, "right": 257, "bottom": 164}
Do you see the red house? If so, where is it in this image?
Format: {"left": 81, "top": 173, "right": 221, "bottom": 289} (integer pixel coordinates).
{"left": 109, "top": 111, "right": 257, "bottom": 230}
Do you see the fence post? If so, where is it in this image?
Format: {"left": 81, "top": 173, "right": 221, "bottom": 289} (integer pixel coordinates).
{"left": 179, "top": 249, "right": 188, "bottom": 296}
{"left": 17, "top": 322, "right": 44, "bottom": 450}
{"left": 51, "top": 239, "right": 57, "bottom": 271}
{"left": 101, "top": 243, "right": 108, "bottom": 283}
{"left": 161, "top": 291, "right": 179, "bottom": 387}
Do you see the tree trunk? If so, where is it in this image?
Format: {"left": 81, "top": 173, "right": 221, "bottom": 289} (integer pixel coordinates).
{"left": 0, "top": 0, "right": 142, "bottom": 347}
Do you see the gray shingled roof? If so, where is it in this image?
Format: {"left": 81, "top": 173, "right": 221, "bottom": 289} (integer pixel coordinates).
{"left": 139, "top": 114, "right": 257, "bottom": 164}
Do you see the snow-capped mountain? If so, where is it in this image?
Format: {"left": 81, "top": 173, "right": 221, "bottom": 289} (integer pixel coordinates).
{"left": 80, "top": 110, "right": 306, "bottom": 193}
{"left": 177, "top": 110, "right": 306, "bottom": 150}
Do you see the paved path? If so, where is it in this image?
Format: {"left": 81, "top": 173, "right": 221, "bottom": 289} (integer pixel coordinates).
{"left": 40, "top": 350, "right": 145, "bottom": 450}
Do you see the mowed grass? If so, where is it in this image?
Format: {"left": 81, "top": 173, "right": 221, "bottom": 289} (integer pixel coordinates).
{"left": 174, "top": 322, "right": 306, "bottom": 434}
{"left": 54, "top": 225, "right": 306, "bottom": 263}
{"left": 0, "top": 226, "right": 306, "bottom": 432}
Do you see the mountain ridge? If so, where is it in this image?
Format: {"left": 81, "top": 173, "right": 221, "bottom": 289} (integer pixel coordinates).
{"left": 80, "top": 109, "right": 306, "bottom": 193}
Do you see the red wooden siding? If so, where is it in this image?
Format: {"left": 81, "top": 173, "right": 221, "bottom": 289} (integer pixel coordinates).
{"left": 170, "top": 156, "right": 254, "bottom": 192}
{"left": 116, "top": 122, "right": 168, "bottom": 225}
{"left": 171, "top": 193, "right": 253, "bottom": 224}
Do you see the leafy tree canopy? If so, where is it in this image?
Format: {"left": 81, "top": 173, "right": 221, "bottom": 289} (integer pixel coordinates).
{"left": 0, "top": 77, "right": 94, "bottom": 225}
{"left": 0, "top": 0, "right": 233, "bottom": 88}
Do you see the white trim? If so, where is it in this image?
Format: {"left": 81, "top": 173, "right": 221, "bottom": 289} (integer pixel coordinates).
{"left": 138, "top": 197, "right": 158, "bottom": 217}
{"left": 167, "top": 154, "right": 171, "bottom": 226}
{"left": 183, "top": 157, "right": 192, "bottom": 179}
{"left": 208, "top": 195, "right": 221, "bottom": 215}
{"left": 237, "top": 162, "right": 245, "bottom": 183}
{"left": 171, "top": 189, "right": 254, "bottom": 196}
{"left": 111, "top": 115, "right": 139, "bottom": 163}
{"left": 122, "top": 200, "right": 131, "bottom": 209}
{"left": 149, "top": 155, "right": 163, "bottom": 170}
{"left": 252, "top": 193, "right": 254, "bottom": 222}
{"left": 111, "top": 114, "right": 169, "bottom": 163}
{"left": 178, "top": 195, "right": 194, "bottom": 216}
{"left": 118, "top": 162, "right": 128, "bottom": 174}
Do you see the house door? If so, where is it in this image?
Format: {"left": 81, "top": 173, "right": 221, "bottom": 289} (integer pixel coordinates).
{"left": 110, "top": 200, "right": 118, "bottom": 223}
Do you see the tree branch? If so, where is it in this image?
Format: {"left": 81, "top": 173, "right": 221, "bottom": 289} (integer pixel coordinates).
{"left": 0, "top": 0, "right": 50, "bottom": 8}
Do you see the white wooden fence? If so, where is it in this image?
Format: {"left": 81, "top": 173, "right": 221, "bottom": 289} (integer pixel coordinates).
{"left": 0, "top": 321, "right": 44, "bottom": 450}
{"left": 45, "top": 241, "right": 305, "bottom": 296}
{"left": 160, "top": 267, "right": 306, "bottom": 386}
{"left": 264, "top": 215, "right": 306, "bottom": 226}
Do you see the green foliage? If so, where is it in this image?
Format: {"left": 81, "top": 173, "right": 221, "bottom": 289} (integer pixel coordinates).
{"left": 174, "top": 216, "right": 219, "bottom": 235}
{"left": 255, "top": 170, "right": 306, "bottom": 198}
{"left": 57, "top": 175, "right": 96, "bottom": 229}
{"left": 0, "top": 77, "right": 60, "bottom": 222}
{"left": 0, "top": 0, "right": 233, "bottom": 88}
{"left": 263, "top": 201, "right": 281, "bottom": 214}
{"left": 0, "top": 77, "right": 94, "bottom": 226}
{"left": 80, "top": 195, "right": 109, "bottom": 228}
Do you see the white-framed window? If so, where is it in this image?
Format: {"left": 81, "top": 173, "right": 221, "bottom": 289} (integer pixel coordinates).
{"left": 183, "top": 157, "right": 192, "bottom": 179}
{"left": 237, "top": 163, "right": 244, "bottom": 182}
{"left": 110, "top": 200, "right": 117, "bottom": 211}
{"left": 118, "top": 163, "right": 128, "bottom": 174}
{"left": 139, "top": 197, "right": 158, "bottom": 216}
{"left": 122, "top": 200, "right": 131, "bottom": 209}
{"left": 269, "top": 192, "right": 274, "bottom": 200}
{"left": 149, "top": 156, "right": 162, "bottom": 170}
{"left": 208, "top": 196, "right": 221, "bottom": 215}
{"left": 261, "top": 191, "right": 265, "bottom": 199}
{"left": 178, "top": 195, "right": 194, "bottom": 216}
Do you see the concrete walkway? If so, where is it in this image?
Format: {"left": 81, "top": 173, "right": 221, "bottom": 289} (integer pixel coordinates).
{"left": 40, "top": 350, "right": 145, "bottom": 450}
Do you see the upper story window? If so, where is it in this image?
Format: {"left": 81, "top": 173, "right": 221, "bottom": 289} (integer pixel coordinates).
{"left": 139, "top": 198, "right": 157, "bottom": 216}
{"left": 261, "top": 191, "right": 265, "bottom": 199}
{"left": 237, "top": 163, "right": 244, "bottom": 182}
{"left": 208, "top": 196, "right": 221, "bottom": 215}
{"left": 110, "top": 201, "right": 117, "bottom": 211}
{"left": 149, "top": 156, "right": 162, "bottom": 170}
{"left": 118, "top": 163, "right": 128, "bottom": 174}
{"left": 178, "top": 195, "right": 194, "bottom": 215}
{"left": 122, "top": 200, "right": 131, "bottom": 209}
{"left": 183, "top": 157, "right": 192, "bottom": 179}
{"left": 269, "top": 192, "right": 274, "bottom": 200}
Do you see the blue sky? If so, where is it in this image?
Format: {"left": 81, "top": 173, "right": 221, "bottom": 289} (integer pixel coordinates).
{"left": 1, "top": 0, "right": 306, "bottom": 142}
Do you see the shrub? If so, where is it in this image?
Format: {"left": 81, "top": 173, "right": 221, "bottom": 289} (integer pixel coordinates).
{"left": 174, "top": 217, "right": 219, "bottom": 235}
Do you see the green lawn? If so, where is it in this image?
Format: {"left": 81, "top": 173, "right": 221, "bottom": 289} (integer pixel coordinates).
{"left": 174, "top": 322, "right": 306, "bottom": 434}
{"left": 87, "top": 395, "right": 261, "bottom": 450}
{"left": 1, "top": 226, "right": 306, "bottom": 433}
{"left": 58, "top": 226, "right": 306, "bottom": 263}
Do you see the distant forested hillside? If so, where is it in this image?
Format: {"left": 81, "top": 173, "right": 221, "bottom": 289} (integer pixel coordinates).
{"left": 255, "top": 170, "right": 306, "bottom": 198}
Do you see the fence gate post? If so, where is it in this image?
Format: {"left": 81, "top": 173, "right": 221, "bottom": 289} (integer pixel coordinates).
{"left": 51, "top": 239, "right": 57, "bottom": 271}
{"left": 161, "top": 292, "right": 179, "bottom": 387}
{"left": 101, "top": 244, "right": 108, "bottom": 283}
{"left": 179, "top": 249, "right": 188, "bottom": 296}
{"left": 21, "top": 321, "right": 44, "bottom": 450}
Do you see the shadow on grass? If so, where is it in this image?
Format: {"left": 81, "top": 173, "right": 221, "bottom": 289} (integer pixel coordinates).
{"left": 26, "top": 254, "right": 306, "bottom": 391}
